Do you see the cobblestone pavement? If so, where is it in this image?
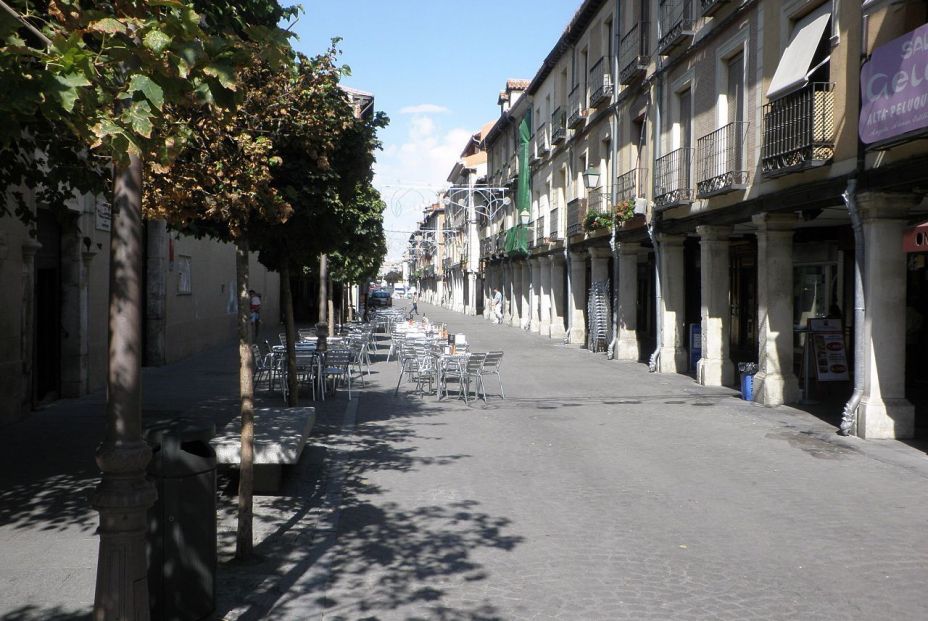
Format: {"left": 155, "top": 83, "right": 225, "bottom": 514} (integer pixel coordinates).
{"left": 217, "top": 302, "right": 928, "bottom": 620}
{"left": 3, "top": 302, "right": 928, "bottom": 620}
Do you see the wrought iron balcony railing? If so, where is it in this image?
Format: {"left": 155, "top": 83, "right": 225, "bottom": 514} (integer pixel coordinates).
{"left": 654, "top": 147, "right": 695, "bottom": 210}
{"left": 536, "top": 215, "right": 546, "bottom": 244}
{"left": 479, "top": 238, "right": 493, "bottom": 259}
{"left": 616, "top": 167, "right": 649, "bottom": 202}
{"left": 619, "top": 22, "right": 649, "bottom": 85}
{"left": 530, "top": 133, "right": 542, "bottom": 163}
{"left": 657, "top": 0, "right": 695, "bottom": 55}
{"left": 568, "top": 85, "right": 587, "bottom": 128}
{"left": 696, "top": 122, "right": 750, "bottom": 197}
{"left": 762, "top": 82, "right": 836, "bottom": 178}
{"left": 537, "top": 122, "right": 549, "bottom": 155}
{"left": 549, "top": 207, "right": 560, "bottom": 240}
{"left": 587, "top": 188, "right": 610, "bottom": 216}
{"left": 701, "top": 0, "right": 730, "bottom": 17}
{"left": 566, "top": 198, "right": 587, "bottom": 237}
{"left": 589, "top": 57, "right": 614, "bottom": 107}
{"left": 551, "top": 107, "right": 567, "bottom": 144}
{"left": 527, "top": 221, "right": 536, "bottom": 248}
{"left": 495, "top": 230, "right": 508, "bottom": 255}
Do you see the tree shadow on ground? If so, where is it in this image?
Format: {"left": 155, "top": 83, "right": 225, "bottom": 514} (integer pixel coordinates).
{"left": 0, "top": 605, "right": 90, "bottom": 620}
{"left": 214, "top": 359, "right": 524, "bottom": 620}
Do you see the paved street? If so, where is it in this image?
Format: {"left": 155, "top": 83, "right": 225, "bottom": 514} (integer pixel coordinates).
{"left": 3, "top": 301, "right": 928, "bottom": 619}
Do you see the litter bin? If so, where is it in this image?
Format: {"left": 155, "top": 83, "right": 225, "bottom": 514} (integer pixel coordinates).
{"left": 145, "top": 419, "right": 217, "bottom": 621}
{"left": 738, "top": 362, "right": 758, "bottom": 401}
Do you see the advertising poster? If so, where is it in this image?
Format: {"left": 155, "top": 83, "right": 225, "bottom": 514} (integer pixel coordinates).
{"left": 808, "top": 318, "right": 849, "bottom": 382}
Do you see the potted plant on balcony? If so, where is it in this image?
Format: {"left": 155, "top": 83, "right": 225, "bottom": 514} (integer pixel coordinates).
{"left": 583, "top": 209, "right": 614, "bottom": 232}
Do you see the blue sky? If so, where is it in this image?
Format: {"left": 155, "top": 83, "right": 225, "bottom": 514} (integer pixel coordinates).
{"left": 292, "top": 1, "right": 580, "bottom": 259}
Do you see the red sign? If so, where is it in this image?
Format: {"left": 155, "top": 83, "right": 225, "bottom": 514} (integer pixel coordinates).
{"left": 904, "top": 222, "right": 928, "bottom": 253}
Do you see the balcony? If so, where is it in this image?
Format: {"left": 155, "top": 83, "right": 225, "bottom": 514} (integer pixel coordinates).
{"left": 530, "top": 134, "right": 541, "bottom": 163}
{"left": 479, "top": 238, "right": 493, "bottom": 259}
{"left": 653, "top": 147, "right": 695, "bottom": 210}
{"left": 566, "top": 198, "right": 587, "bottom": 237}
{"left": 536, "top": 215, "right": 546, "bottom": 245}
{"left": 496, "top": 230, "right": 508, "bottom": 255}
{"left": 587, "top": 188, "right": 610, "bottom": 216}
{"left": 616, "top": 167, "right": 649, "bottom": 202}
{"left": 762, "top": 82, "right": 835, "bottom": 178}
{"left": 537, "top": 123, "right": 549, "bottom": 155}
{"left": 551, "top": 107, "right": 567, "bottom": 145}
{"left": 568, "top": 86, "right": 587, "bottom": 128}
{"left": 657, "top": 0, "right": 695, "bottom": 55}
{"left": 619, "top": 23, "right": 649, "bottom": 85}
{"left": 701, "top": 0, "right": 730, "bottom": 17}
{"left": 589, "top": 57, "right": 614, "bottom": 108}
{"left": 443, "top": 256, "right": 454, "bottom": 270}
{"left": 510, "top": 152, "right": 520, "bottom": 182}
{"left": 549, "top": 207, "right": 560, "bottom": 240}
{"left": 697, "top": 122, "right": 750, "bottom": 197}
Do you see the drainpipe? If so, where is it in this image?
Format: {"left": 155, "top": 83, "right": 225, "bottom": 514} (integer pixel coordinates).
{"left": 839, "top": 7, "right": 871, "bottom": 437}
{"left": 607, "top": 0, "right": 622, "bottom": 360}
{"left": 839, "top": 179, "right": 863, "bottom": 436}
{"left": 564, "top": 228, "right": 572, "bottom": 344}
{"left": 648, "top": 215, "right": 663, "bottom": 372}
{"left": 649, "top": 71, "right": 664, "bottom": 372}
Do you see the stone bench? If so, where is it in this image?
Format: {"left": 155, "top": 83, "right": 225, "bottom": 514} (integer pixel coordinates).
{"left": 210, "top": 406, "right": 315, "bottom": 493}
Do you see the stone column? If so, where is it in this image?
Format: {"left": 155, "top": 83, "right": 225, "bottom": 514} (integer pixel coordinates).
{"left": 520, "top": 259, "right": 531, "bottom": 329}
{"left": 20, "top": 238, "right": 41, "bottom": 417}
{"left": 753, "top": 214, "right": 800, "bottom": 404}
{"left": 657, "top": 234, "right": 688, "bottom": 373}
{"left": 569, "top": 251, "right": 587, "bottom": 345}
{"left": 616, "top": 242, "right": 641, "bottom": 361}
{"left": 539, "top": 256, "right": 552, "bottom": 336}
{"left": 696, "top": 225, "right": 735, "bottom": 386}
{"left": 589, "top": 247, "right": 612, "bottom": 344}
{"left": 550, "top": 254, "right": 567, "bottom": 339}
{"left": 530, "top": 258, "right": 542, "bottom": 333}
{"left": 467, "top": 271, "right": 477, "bottom": 316}
{"left": 510, "top": 261, "right": 522, "bottom": 327}
{"left": 858, "top": 193, "right": 920, "bottom": 438}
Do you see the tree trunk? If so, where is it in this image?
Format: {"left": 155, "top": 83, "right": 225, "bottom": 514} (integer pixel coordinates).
{"left": 327, "top": 274, "right": 335, "bottom": 337}
{"left": 318, "top": 254, "right": 328, "bottom": 324}
{"left": 281, "top": 262, "right": 299, "bottom": 406}
{"left": 93, "top": 153, "right": 157, "bottom": 620}
{"left": 235, "top": 237, "right": 255, "bottom": 560}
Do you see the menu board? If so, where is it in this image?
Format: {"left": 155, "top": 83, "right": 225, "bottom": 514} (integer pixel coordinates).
{"left": 808, "top": 318, "right": 849, "bottom": 382}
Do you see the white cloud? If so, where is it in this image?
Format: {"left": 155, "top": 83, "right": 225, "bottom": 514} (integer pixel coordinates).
{"left": 375, "top": 114, "right": 472, "bottom": 260}
{"left": 398, "top": 103, "right": 450, "bottom": 115}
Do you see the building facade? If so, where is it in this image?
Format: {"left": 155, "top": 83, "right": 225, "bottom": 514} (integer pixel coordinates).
{"left": 1, "top": 191, "right": 280, "bottom": 425}
{"left": 420, "top": 0, "right": 928, "bottom": 440}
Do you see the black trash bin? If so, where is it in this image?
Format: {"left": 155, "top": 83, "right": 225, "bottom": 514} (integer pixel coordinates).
{"left": 145, "top": 419, "right": 217, "bottom": 621}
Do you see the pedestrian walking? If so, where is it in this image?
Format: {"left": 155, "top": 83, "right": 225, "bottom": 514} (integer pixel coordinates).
{"left": 412, "top": 291, "right": 419, "bottom": 316}
{"left": 249, "top": 289, "right": 262, "bottom": 338}
{"left": 492, "top": 288, "right": 503, "bottom": 324}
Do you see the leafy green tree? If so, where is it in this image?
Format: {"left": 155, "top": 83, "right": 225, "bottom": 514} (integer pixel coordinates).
{"left": 0, "top": 0, "right": 296, "bottom": 602}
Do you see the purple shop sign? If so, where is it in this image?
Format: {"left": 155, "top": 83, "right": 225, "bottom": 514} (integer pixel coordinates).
{"left": 860, "top": 22, "right": 928, "bottom": 145}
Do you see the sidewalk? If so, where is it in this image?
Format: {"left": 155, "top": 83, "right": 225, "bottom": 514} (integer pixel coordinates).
{"left": 2, "top": 305, "right": 928, "bottom": 619}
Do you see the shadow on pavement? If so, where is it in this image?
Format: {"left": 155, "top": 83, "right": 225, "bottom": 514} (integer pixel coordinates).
{"left": 214, "top": 337, "right": 524, "bottom": 620}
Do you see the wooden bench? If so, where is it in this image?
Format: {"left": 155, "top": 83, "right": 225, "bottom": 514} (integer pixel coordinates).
{"left": 210, "top": 406, "right": 315, "bottom": 493}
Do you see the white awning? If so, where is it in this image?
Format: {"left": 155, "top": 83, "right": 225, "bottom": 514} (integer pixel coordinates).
{"left": 766, "top": 6, "right": 832, "bottom": 100}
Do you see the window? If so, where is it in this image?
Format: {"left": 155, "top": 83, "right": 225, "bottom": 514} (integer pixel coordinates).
{"left": 177, "top": 255, "right": 192, "bottom": 295}
{"left": 767, "top": 5, "right": 832, "bottom": 100}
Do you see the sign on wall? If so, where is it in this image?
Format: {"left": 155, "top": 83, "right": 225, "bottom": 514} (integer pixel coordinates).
{"left": 808, "top": 318, "right": 849, "bottom": 382}
{"left": 860, "top": 22, "right": 928, "bottom": 145}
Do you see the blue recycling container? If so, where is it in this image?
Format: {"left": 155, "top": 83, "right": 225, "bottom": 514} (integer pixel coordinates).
{"left": 741, "top": 373, "right": 754, "bottom": 401}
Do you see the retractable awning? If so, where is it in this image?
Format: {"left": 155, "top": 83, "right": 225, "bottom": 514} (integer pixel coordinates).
{"left": 766, "top": 6, "right": 832, "bottom": 100}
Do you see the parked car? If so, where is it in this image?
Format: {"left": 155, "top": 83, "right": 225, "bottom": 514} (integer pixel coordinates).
{"left": 369, "top": 289, "right": 392, "bottom": 307}
{"left": 392, "top": 286, "right": 406, "bottom": 298}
